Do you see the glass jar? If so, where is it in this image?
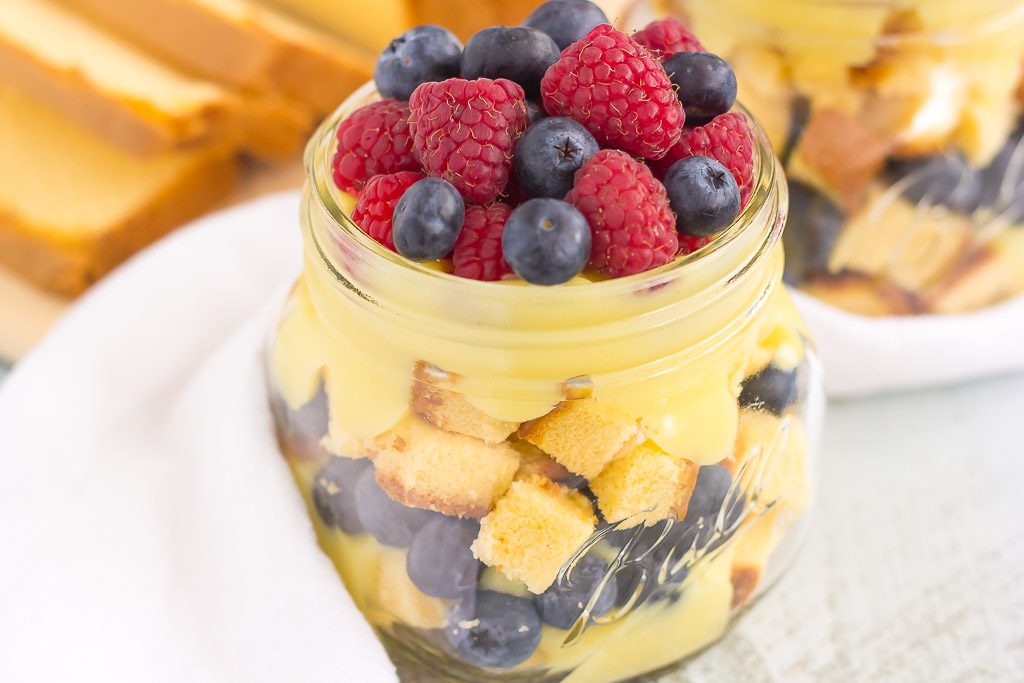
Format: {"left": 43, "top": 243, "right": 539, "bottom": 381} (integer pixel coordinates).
{"left": 266, "top": 83, "right": 824, "bottom": 681}
{"left": 641, "top": 0, "right": 1024, "bottom": 316}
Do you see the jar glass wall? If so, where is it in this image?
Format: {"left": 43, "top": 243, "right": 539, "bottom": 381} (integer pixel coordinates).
{"left": 644, "top": 0, "right": 1024, "bottom": 316}
{"left": 266, "top": 84, "right": 824, "bottom": 681}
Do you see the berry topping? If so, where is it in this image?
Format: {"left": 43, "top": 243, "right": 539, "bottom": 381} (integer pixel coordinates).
{"left": 502, "top": 198, "right": 592, "bottom": 284}
{"left": 540, "top": 25, "right": 685, "bottom": 160}
{"left": 522, "top": 0, "right": 609, "bottom": 51}
{"left": 312, "top": 456, "right": 373, "bottom": 535}
{"left": 655, "top": 112, "right": 755, "bottom": 206}
{"left": 452, "top": 202, "right": 514, "bottom": 281}
{"left": 374, "top": 25, "right": 462, "bottom": 101}
{"left": 680, "top": 234, "right": 714, "bottom": 254}
{"left": 354, "top": 467, "right": 436, "bottom": 547}
{"left": 446, "top": 590, "right": 542, "bottom": 668}
{"left": 407, "top": 516, "right": 481, "bottom": 600}
{"left": 663, "top": 155, "right": 741, "bottom": 237}
{"left": 514, "top": 117, "right": 599, "bottom": 199}
{"left": 739, "top": 364, "right": 800, "bottom": 415}
{"left": 782, "top": 180, "right": 842, "bottom": 285}
{"left": 535, "top": 554, "right": 617, "bottom": 629}
{"left": 462, "top": 27, "right": 560, "bottom": 100}
{"left": 526, "top": 100, "right": 547, "bottom": 124}
{"left": 332, "top": 99, "right": 417, "bottom": 194}
{"left": 565, "top": 149, "right": 679, "bottom": 277}
{"left": 392, "top": 177, "right": 466, "bottom": 261}
{"left": 409, "top": 78, "right": 529, "bottom": 204}
{"left": 631, "top": 17, "right": 705, "bottom": 59}
{"left": 352, "top": 171, "right": 424, "bottom": 250}
{"left": 664, "top": 52, "right": 737, "bottom": 126}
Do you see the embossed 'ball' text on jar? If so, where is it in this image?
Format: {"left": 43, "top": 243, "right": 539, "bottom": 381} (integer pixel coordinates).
{"left": 267, "top": 83, "right": 825, "bottom": 682}
{"left": 647, "top": 0, "right": 1024, "bottom": 316}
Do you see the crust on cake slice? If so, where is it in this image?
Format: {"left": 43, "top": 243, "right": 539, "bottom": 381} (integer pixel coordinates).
{"left": 410, "top": 362, "right": 519, "bottom": 445}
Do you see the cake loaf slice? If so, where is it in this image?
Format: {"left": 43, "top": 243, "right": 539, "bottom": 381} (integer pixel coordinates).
{"left": 61, "top": 0, "right": 375, "bottom": 116}
{"left": 0, "top": 85, "right": 235, "bottom": 296}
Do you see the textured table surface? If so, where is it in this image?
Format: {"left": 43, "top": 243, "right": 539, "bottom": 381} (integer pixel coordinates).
{"left": 666, "top": 371, "right": 1024, "bottom": 683}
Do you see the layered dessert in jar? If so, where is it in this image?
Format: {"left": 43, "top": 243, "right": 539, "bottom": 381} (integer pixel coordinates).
{"left": 625, "top": 0, "right": 1024, "bottom": 315}
{"left": 268, "top": 4, "right": 823, "bottom": 679}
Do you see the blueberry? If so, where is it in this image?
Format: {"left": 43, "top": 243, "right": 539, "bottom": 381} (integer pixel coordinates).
{"left": 536, "top": 554, "right": 617, "bottom": 629}
{"left": 887, "top": 153, "right": 982, "bottom": 214}
{"left": 605, "top": 523, "right": 688, "bottom": 607}
{"left": 514, "top": 117, "right": 599, "bottom": 199}
{"left": 392, "top": 178, "right": 465, "bottom": 261}
{"left": 446, "top": 590, "right": 542, "bottom": 668}
{"left": 664, "top": 155, "right": 741, "bottom": 237}
{"left": 526, "top": 100, "right": 546, "bottom": 124}
{"left": 613, "top": 554, "right": 688, "bottom": 608}
{"left": 502, "top": 198, "right": 591, "bottom": 285}
{"left": 663, "top": 52, "right": 737, "bottom": 126}
{"left": 782, "top": 180, "right": 843, "bottom": 286}
{"left": 740, "top": 364, "right": 799, "bottom": 415}
{"left": 288, "top": 384, "right": 328, "bottom": 442}
{"left": 313, "top": 456, "right": 373, "bottom": 534}
{"left": 975, "top": 122, "right": 1024, "bottom": 221}
{"left": 523, "top": 0, "right": 609, "bottom": 51}
{"left": 683, "top": 465, "right": 745, "bottom": 548}
{"left": 462, "top": 27, "right": 560, "bottom": 100}
{"left": 780, "top": 95, "right": 810, "bottom": 167}
{"left": 354, "top": 467, "right": 436, "bottom": 547}
{"left": 374, "top": 25, "right": 462, "bottom": 101}
{"left": 407, "top": 516, "right": 482, "bottom": 600}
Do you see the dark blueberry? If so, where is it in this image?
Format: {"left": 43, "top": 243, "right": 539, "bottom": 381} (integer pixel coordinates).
{"left": 502, "top": 198, "right": 591, "bottom": 285}
{"left": 407, "top": 516, "right": 482, "bottom": 600}
{"left": 446, "top": 590, "right": 542, "bottom": 668}
{"left": 605, "top": 522, "right": 688, "bottom": 608}
{"left": 975, "top": 122, "right": 1024, "bottom": 222}
{"left": 664, "top": 155, "right": 741, "bottom": 237}
{"left": 392, "top": 178, "right": 465, "bottom": 262}
{"left": 613, "top": 554, "right": 688, "bottom": 608}
{"left": 514, "top": 117, "right": 599, "bottom": 199}
{"left": 782, "top": 180, "right": 843, "bottom": 286}
{"left": 536, "top": 555, "right": 617, "bottom": 629}
{"left": 374, "top": 25, "right": 462, "bottom": 101}
{"left": 312, "top": 456, "right": 373, "bottom": 534}
{"left": 740, "top": 364, "right": 799, "bottom": 415}
{"left": 354, "top": 467, "right": 436, "bottom": 547}
{"left": 526, "top": 100, "right": 547, "bottom": 124}
{"left": 683, "top": 465, "right": 745, "bottom": 548}
{"left": 462, "top": 27, "right": 560, "bottom": 100}
{"left": 522, "top": 0, "right": 608, "bottom": 50}
{"left": 663, "top": 52, "right": 737, "bottom": 126}
{"left": 288, "top": 384, "right": 328, "bottom": 442}
{"left": 780, "top": 95, "right": 810, "bottom": 167}
{"left": 887, "top": 153, "right": 983, "bottom": 214}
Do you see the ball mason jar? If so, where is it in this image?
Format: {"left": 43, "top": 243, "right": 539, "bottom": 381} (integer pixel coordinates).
{"left": 642, "top": 0, "right": 1024, "bottom": 316}
{"left": 267, "top": 83, "right": 824, "bottom": 681}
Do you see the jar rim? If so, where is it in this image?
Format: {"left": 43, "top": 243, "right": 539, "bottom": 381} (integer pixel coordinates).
{"left": 303, "top": 80, "right": 782, "bottom": 306}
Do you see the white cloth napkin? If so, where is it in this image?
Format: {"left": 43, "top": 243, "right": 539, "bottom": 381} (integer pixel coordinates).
{"left": 2, "top": 190, "right": 1021, "bottom": 681}
{"left": 0, "top": 193, "right": 397, "bottom": 683}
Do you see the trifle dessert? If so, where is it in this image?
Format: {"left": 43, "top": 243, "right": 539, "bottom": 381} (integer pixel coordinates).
{"left": 625, "top": 0, "right": 1024, "bottom": 315}
{"left": 268, "top": 3, "right": 823, "bottom": 680}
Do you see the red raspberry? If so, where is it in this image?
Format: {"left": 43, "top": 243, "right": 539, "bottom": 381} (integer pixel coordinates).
{"left": 680, "top": 234, "right": 713, "bottom": 254}
{"left": 540, "top": 25, "right": 684, "bottom": 161}
{"left": 452, "top": 203, "right": 513, "bottom": 281}
{"left": 653, "top": 112, "right": 755, "bottom": 206}
{"left": 408, "top": 78, "right": 529, "bottom": 205}
{"left": 565, "top": 150, "right": 679, "bottom": 277}
{"left": 632, "top": 18, "right": 705, "bottom": 59}
{"left": 351, "top": 171, "right": 423, "bottom": 251}
{"left": 332, "top": 99, "right": 417, "bottom": 194}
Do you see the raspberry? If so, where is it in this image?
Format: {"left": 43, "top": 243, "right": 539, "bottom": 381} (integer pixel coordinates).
{"left": 332, "top": 99, "right": 417, "bottom": 194}
{"left": 452, "top": 203, "right": 513, "bottom": 281}
{"left": 632, "top": 18, "right": 704, "bottom": 59}
{"left": 565, "top": 150, "right": 679, "bottom": 277}
{"left": 408, "top": 78, "right": 529, "bottom": 205}
{"left": 680, "top": 234, "right": 714, "bottom": 254}
{"left": 653, "top": 112, "right": 755, "bottom": 206}
{"left": 540, "top": 24, "right": 684, "bottom": 161}
{"left": 351, "top": 171, "right": 423, "bottom": 251}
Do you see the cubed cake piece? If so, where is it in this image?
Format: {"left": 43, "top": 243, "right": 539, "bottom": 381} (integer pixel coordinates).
{"left": 734, "top": 410, "right": 811, "bottom": 515}
{"left": 511, "top": 441, "right": 574, "bottom": 484}
{"left": 518, "top": 399, "right": 639, "bottom": 480}
{"left": 369, "top": 414, "right": 519, "bottom": 519}
{"left": 590, "top": 442, "right": 699, "bottom": 528}
{"left": 472, "top": 475, "right": 596, "bottom": 593}
{"left": 411, "top": 363, "right": 519, "bottom": 445}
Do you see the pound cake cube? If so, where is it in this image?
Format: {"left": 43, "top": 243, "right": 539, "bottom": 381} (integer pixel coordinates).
{"left": 511, "top": 441, "right": 574, "bottom": 484}
{"left": 411, "top": 363, "right": 519, "bottom": 445}
{"left": 368, "top": 414, "right": 520, "bottom": 519}
{"left": 0, "top": 84, "right": 235, "bottom": 296}
{"left": 590, "top": 442, "right": 699, "bottom": 528}
{"left": 734, "top": 410, "right": 811, "bottom": 516}
{"left": 472, "top": 475, "right": 597, "bottom": 594}
{"left": 518, "top": 400, "right": 639, "bottom": 480}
